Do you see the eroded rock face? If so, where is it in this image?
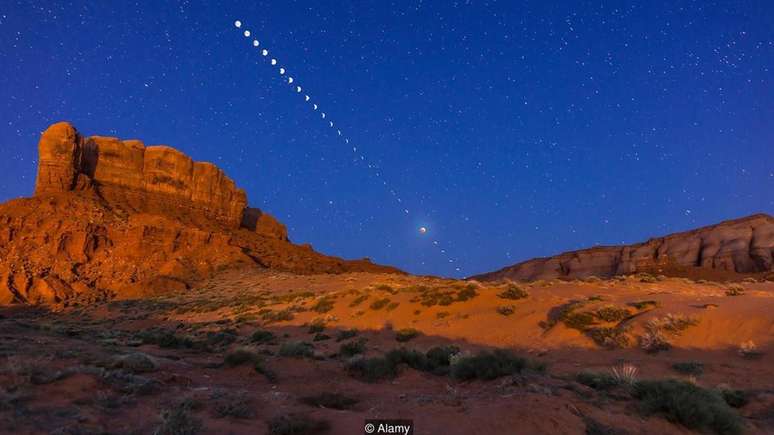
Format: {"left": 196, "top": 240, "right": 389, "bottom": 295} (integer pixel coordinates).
{"left": 34, "top": 122, "right": 247, "bottom": 227}
{"left": 471, "top": 214, "right": 774, "bottom": 282}
{"left": 1, "top": 122, "right": 401, "bottom": 305}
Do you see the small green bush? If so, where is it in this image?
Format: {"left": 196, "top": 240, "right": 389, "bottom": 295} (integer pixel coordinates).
{"left": 498, "top": 285, "right": 529, "bottom": 300}
{"left": 251, "top": 329, "right": 276, "bottom": 343}
{"left": 563, "top": 311, "right": 596, "bottom": 330}
{"left": 450, "top": 350, "right": 543, "bottom": 381}
{"left": 633, "top": 379, "right": 742, "bottom": 435}
{"left": 224, "top": 348, "right": 257, "bottom": 367}
{"left": 312, "top": 297, "right": 335, "bottom": 313}
{"left": 719, "top": 388, "right": 748, "bottom": 408}
{"left": 278, "top": 341, "right": 314, "bottom": 358}
{"left": 672, "top": 361, "right": 704, "bottom": 376}
{"left": 349, "top": 294, "right": 369, "bottom": 307}
{"left": 339, "top": 339, "right": 367, "bottom": 357}
{"left": 725, "top": 285, "right": 745, "bottom": 296}
{"left": 155, "top": 402, "right": 202, "bottom": 435}
{"left": 335, "top": 329, "right": 358, "bottom": 342}
{"left": 496, "top": 305, "right": 515, "bottom": 316}
{"left": 346, "top": 356, "right": 398, "bottom": 382}
{"left": 312, "top": 333, "right": 331, "bottom": 342}
{"left": 308, "top": 321, "right": 325, "bottom": 333}
{"left": 576, "top": 371, "right": 620, "bottom": 390}
{"left": 370, "top": 298, "right": 391, "bottom": 310}
{"left": 456, "top": 285, "right": 479, "bottom": 302}
{"left": 628, "top": 300, "right": 659, "bottom": 310}
{"left": 210, "top": 390, "right": 253, "bottom": 419}
{"left": 594, "top": 306, "right": 631, "bottom": 322}
{"left": 395, "top": 328, "right": 420, "bottom": 342}
{"left": 253, "top": 359, "right": 277, "bottom": 383}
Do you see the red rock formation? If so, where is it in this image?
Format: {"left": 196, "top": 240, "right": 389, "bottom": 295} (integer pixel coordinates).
{"left": 471, "top": 214, "right": 774, "bottom": 282}
{"left": 35, "top": 122, "right": 247, "bottom": 227}
{"left": 1, "top": 122, "right": 401, "bottom": 305}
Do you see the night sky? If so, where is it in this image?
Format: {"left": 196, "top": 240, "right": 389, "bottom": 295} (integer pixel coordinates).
{"left": 1, "top": 1, "right": 772, "bottom": 278}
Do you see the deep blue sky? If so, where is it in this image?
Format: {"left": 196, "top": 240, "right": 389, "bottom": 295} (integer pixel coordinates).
{"left": 1, "top": 1, "right": 772, "bottom": 278}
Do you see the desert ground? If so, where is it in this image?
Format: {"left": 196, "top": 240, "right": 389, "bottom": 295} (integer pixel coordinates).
{"left": 1, "top": 270, "right": 772, "bottom": 434}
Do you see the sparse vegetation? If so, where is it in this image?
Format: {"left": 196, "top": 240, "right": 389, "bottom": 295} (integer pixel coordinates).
{"left": 633, "top": 379, "right": 742, "bottom": 435}
{"left": 369, "top": 298, "right": 391, "bottom": 310}
{"left": 311, "top": 296, "right": 335, "bottom": 313}
{"left": 299, "top": 392, "right": 358, "bottom": 410}
{"left": 349, "top": 294, "right": 369, "bottom": 307}
{"left": 593, "top": 306, "right": 631, "bottom": 322}
{"left": 436, "top": 311, "right": 450, "bottom": 319}
{"left": 628, "top": 300, "right": 659, "bottom": 310}
{"left": 456, "top": 285, "right": 479, "bottom": 302}
{"left": 725, "top": 285, "right": 745, "bottom": 296}
{"left": 450, "top": 350, "right": 544, "bottom": 381}
{"left": 261, "top": 308, "right": 295, "bottom": 323}
{"left": 610, "top": 363, "right": 638, "bottom": 385}
{"left": 312, "top": 333, "right": 331, "bottom": 341}
{"left": 498, "top": 284, "right": 529, "bottom": 300}
{"left": 210, "top": 389, "right": 254, "bottom": 419}
{"left": 267, "top": 414, "right": 331, "bottom": 435}
{"left": 308, "top": 320, "right": 325, "bottom": 333}
{"left": 224, "top": 348, "right": 258, "bottom": 367}
{"left": 738, "top": 340, "right": 762, "bottom": 359}
{"left": 154, "top": 401, "right": 202, "bottom": 435}
{"left": 640, "top": 314, "right": 699, "bottom": 353}
{"left": 335, "top": 329, "right": 358, "bottom": 342}
{"left": 395, "top": 328, "right": 420, "bottom": 342}
{"left": 672, "top": 361, "right": 704, "bottom": 376}
{"left": 278, "top": 341, "right": 314, "bottom": 358}
{"left": 587, "top": 326, "right": 631, "bottom": 348}
{"left": 251, "top": 329, "right": 276, "bottom": 343}
{"left": 496, "top": 305, "right": 515, "bottom": 316}
{"left": 339, "top": 339, "right": 367, "bottom": 357}
{"left": 576, "top": 371, "right": 620, "bottom": 390}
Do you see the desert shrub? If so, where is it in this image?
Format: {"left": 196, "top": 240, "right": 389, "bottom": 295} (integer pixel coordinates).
{"left": 424, "top": 345, "right": 460, "bottom": 375}
{"left": 640, "top": 328, "right": 671, "bottom": 353}
{"left": 267, "top": 414, "right": 330, "bottom": 435}
{"left": 349, "top": 294, "right": 369, "bottom": 307}
{"left": 638, "top": 273, "right": 658, "bottom": 283}
{"left": 335, "top": 329, "right": 358, "bottom": 342}
{"left": 312, "top": 333, "right": 331, "bottom": 342}
{"left": 437, "top": 294, "right": 455, "bottom": 306}
{"left": 386, "top": 302, "right": 400, "bottom": 311}
{"left": 385, "top": 348, "right": 427, "bottom": 370}
{"left": 136, "top": 328, "right": 195, "bottom": 349}
{"left": 253, "top": 359, "right": 277, "bottom": 383}
{"left": 395, "top": 328, "right": 420, "bottom": 342}
{"left": 563, "top": 311, "right": 596, "bottom": 330}
{"left": 308, "top": 321, "right": 325, "bottom": 334}
{"left": 741, "top": 277, "right": 757, "bottom": 283}
{"left": 154, "top": 402, "right": 202, "bottom": 435}
{"left": 587, "top": 326, "right": 631, "bottom": 349}
{"left": 576, "top": 371, "right": 620, "bottom": 390}
{"left": 278, "top": 341, "right": 314, "bottom": 358}
{"left": 369, "top": 298, "right": 391, "bottom": 310}
{"left": 610, "top": 363, "right": 638, "bottom": 385}
{"left": 738, "top": 340, "right": 762, "bottom": 359}
{"left": 649, "top": 314, "right": 699, "bottom": 334}
{"left": 251, "top": 329, "right": 276, "bottom": 343}
{"left": 436, "top": 311, "right": 450, "bottom": 319}
{"left": 339, "top": 339, "right": 367, "bottom": 357}
{"left": 346, "top": 356, "right": 399, "bottom": 382}
{"left": 375, "top": 284, "right": 397, "bottom": 294}
{"left": 496, "top": 305, "right": 515, "bottom": 316}
{"left": 311, "top": 297, "right": 335, "bottom": 313}
{"left": 628, "top": 300, "right": 659, "bottom": 310}
{"left": 299, "top": 392, "right": 358, "bottom": 410}
{"left": 633, "top": 379, "right": 742, "bottom": 435}
{"left": 498, "top": 284, "right": 529, "bottom": 300}
{"left": 101, "top": 369, "right": 160, "bottom": 395}
{"left": 587, "top": 295, "right": 605, "bottom": 302}
{"left": 110, "top": 352, "right": 158, "bottom": 373}
{"left": 718, "top": 388, "right": 748, "bottom": 408}
{"left": 725, "top": 285, "right": 745, "bottom": 296}
{"left": 594, "top": 306, "right": 631, "bottom": 322}
{"left": 210, "top": 390, "right": 253, "bottom": 419}
{"left": 672, "top": 361, "right": 704, "bottom": 376}
{"left": 450, "top": 350, "right": 543, "bottom": 381}
{"left": 261, "top": 309, "right": 295, "bottom": 323}
{"left": 456, "top": 285, "right": 479, "bottom": 302}
{"left": 224, "top": 348, "right": 257, "bottom": 367}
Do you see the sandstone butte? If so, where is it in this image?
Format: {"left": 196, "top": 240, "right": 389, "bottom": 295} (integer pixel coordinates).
{"left": 471, "top": 213, "right": 774, "bottom": 282}
{"left": 0, "top": 122, "right": 401, "bottom": 305}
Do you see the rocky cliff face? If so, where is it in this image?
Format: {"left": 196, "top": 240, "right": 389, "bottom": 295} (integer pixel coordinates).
{"left": 471, "top": 214, "right": 774, "bottom": 282}
{"left": 35, "top": 122, "right": 247, "bottom": 228}
{"left": 0, "top": 122, "right": 400, "bottom": 305}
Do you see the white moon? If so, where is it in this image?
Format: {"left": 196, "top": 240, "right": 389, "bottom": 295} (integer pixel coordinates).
{"left": 288, "top": 77, "right": 294, "bottom": 84}
{"left": 243, "top": 30, "right": 251, "bottom": 37}
{"left": 419, "top": 227, "right": 427, "bottom": 234}
{"left": 271, "top": 58, "right": 277, "bottom": 65}
{"left": 321, "top": 112, "right": 326, "bottom": 119}
{"left": 279, "top": 67, "right": 285, "bottom": 75}
{"left": 234, "top": 20, "right": 242, "bottom": 28}
{"left": 296, "top": 86, "right": 302, "bottom": 93}
{"left": 329, "top": 121, "right": 334, "bottom": 127}
{"left": 262, "top": 49, "right": 268, "bottom": 56}
{"left": 313, "top": 104, "right": 318, "bottom": 110}
{"left": 305, "top": 95, "right": 310, "bottom": 101}
{"left": 253, "top": 40, "right": 259, "bottom": 47}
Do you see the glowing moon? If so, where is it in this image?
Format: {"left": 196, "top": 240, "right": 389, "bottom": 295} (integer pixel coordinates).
{"left": 243, "top": 30, "right": 251, "bottom": 37}
{"left": 262, "top": 49, "right": 268, "bottom": 56}
{"left": 279, "top": 67, "right": 285, "bottom": 75}
{"left": 271, "top": 58, "right": 277, "bottom": 65}
{"left": 288, "top": 77, "right": 294, "bottom": 84}
{"left": 253, "top": 40, "right": 259, "bottom": 47}
{"left": 305, "top": 95, "right": 310, "bottom": 101}
{"left": 313, "top": 104, "right": 318, "bottom": 110}
{"left": 234, "top": 20, "right": 242, "bottom": 28}
{"left": 297, "top": 86, "right": 302, "bottom": 93}
{"left": 419, "top": 226, "right": 428, "bottom": 234}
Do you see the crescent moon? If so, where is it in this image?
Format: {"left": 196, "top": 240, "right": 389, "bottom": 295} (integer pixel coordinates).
{"left": 321, "top": 112, "right": 326, "bottom": 119}
{"left": 288, "top": 77, "right": 294, "bottom": 84}
{"left": 296, "top": 86, "right": 302, "bottom": 93}
{"left": 262, "top": 49, "right": 268, "bottom": 56}
{"left": 271, "top": 58, "right": 277, "bottom": 65}
{"left": 243, "top": 30, "right": 251, "bottom": 37}
{"left": 305, "top": 95, "right": 310, "bottom": 101}
{"left": 313, "top": 104, "right": 318, "bottom": 110}
{"left": 252, "top": 40, "right": 259, "bottom": 47}
{"left": 234, "top": 20, "right": 242, "bottom": 28}
{"left": 279, "top": 67, "right": 285, "bottom": 75}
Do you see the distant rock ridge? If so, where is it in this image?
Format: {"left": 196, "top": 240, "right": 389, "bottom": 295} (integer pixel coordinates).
{"left": 471, "top": 214, "right": 774, "bottom": 282}
{"left": 0, "top": 122, "right": 399, "bottom": 305}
